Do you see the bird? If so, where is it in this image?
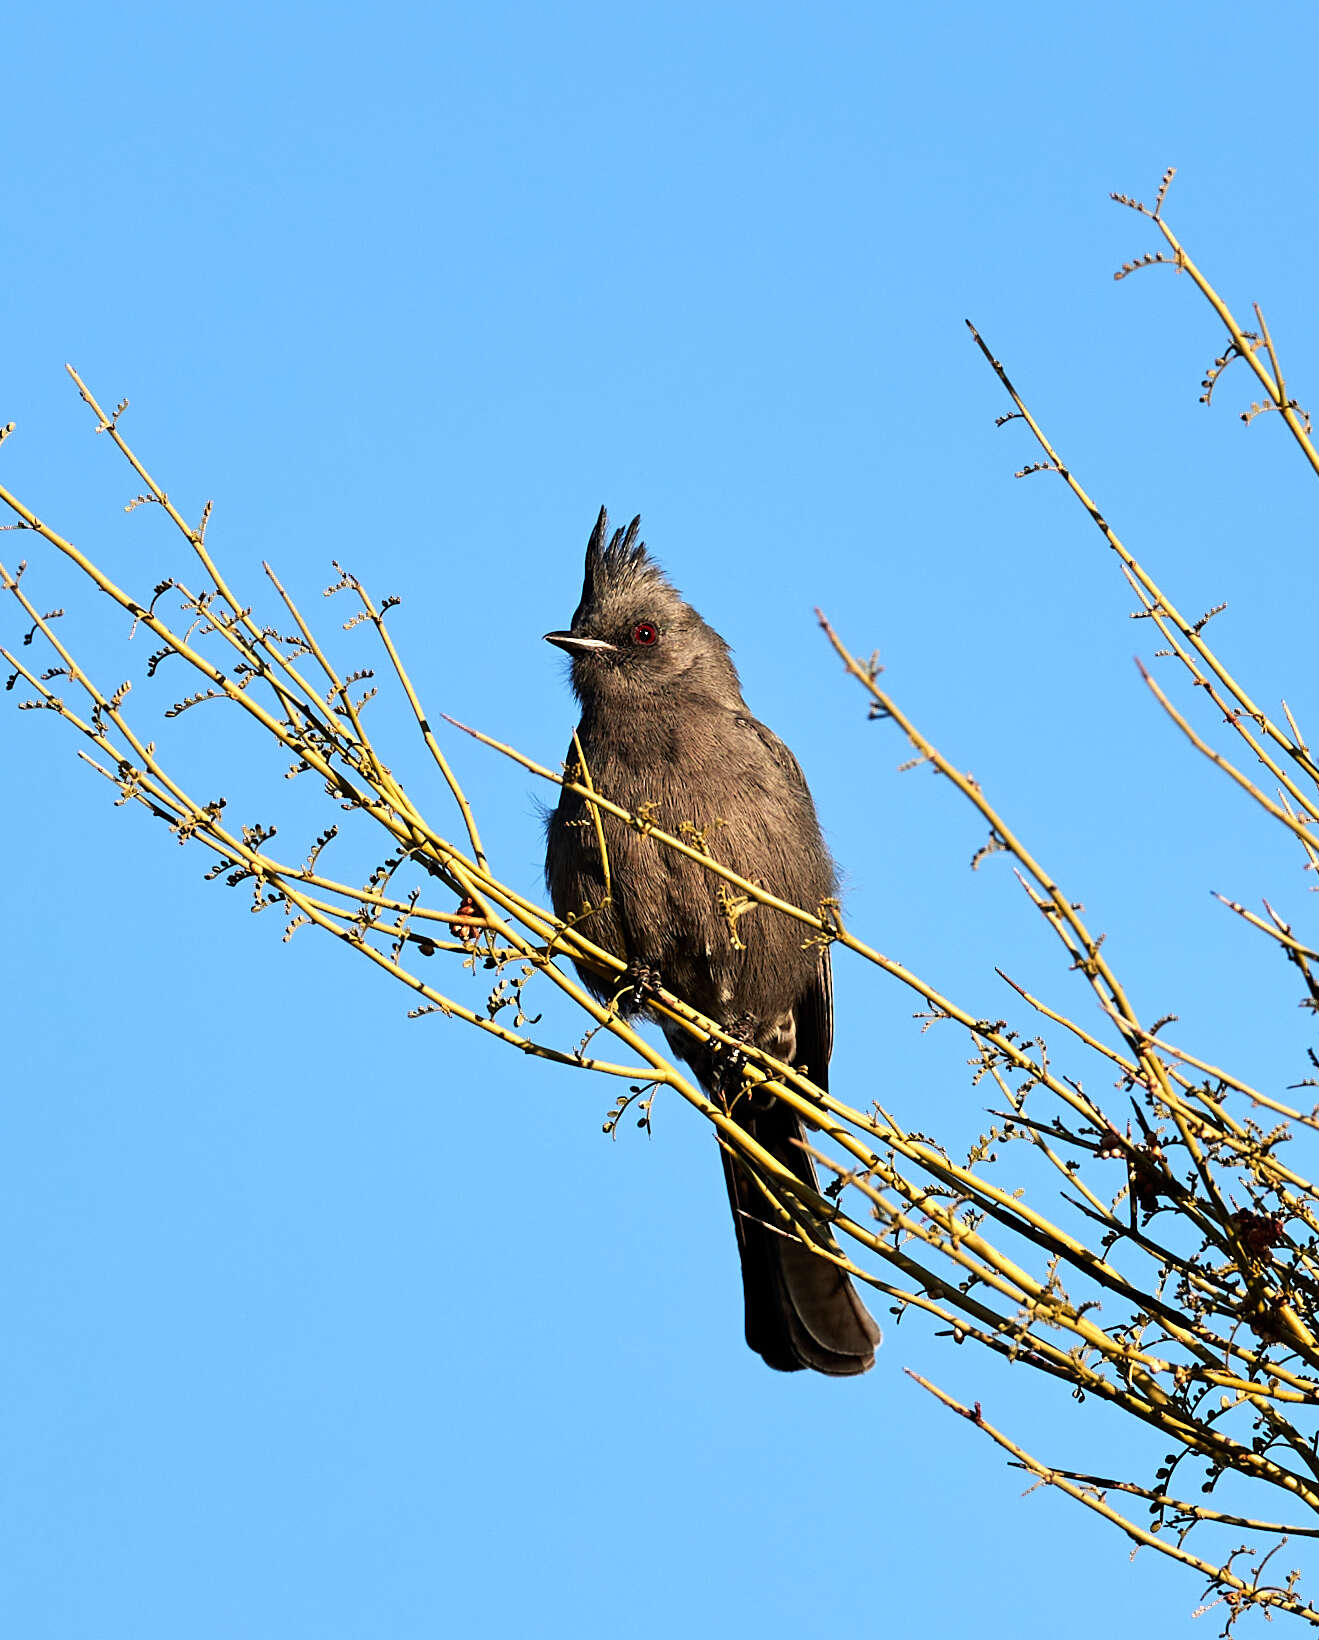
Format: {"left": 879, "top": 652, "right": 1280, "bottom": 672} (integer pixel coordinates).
{"left": 544, "top": 507, "right": 881, "bottom": 1375}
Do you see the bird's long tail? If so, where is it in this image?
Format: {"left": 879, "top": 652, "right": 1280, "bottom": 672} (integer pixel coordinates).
{"left": 720, "top": 1098, "right": 881, "bottom": 1375}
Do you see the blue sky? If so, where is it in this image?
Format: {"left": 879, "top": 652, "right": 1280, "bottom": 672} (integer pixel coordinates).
{"left": 3, "top": 3, "right": 1319, "bottom": 1636}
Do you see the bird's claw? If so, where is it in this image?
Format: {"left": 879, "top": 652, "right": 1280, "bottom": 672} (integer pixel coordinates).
{"left": 623, "top": 961, "right": 662, "bottom": 1012}
{"left": 713, "top": 1013, "right": 761, "bottom": 1103}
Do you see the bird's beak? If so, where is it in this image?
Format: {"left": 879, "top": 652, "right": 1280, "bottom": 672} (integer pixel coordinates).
{"left": 543, "top": 631, "right": 617, "bottom": 653}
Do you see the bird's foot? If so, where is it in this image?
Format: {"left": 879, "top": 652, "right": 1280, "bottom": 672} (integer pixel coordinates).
{"left": 621, "top": 961, "right": 662, "bottom": 1013}
{"left": 713, "top": 1013, "right": 766, "bottom": 1107}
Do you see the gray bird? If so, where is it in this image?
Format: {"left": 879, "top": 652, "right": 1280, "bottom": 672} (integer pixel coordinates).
{"left": 544, "top": 508, "right": 881, "bottom": 1375}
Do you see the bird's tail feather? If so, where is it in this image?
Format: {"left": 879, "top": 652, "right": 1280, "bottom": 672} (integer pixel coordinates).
{"left": 721, "top": 1100, "right": 881, "bottom": 1376}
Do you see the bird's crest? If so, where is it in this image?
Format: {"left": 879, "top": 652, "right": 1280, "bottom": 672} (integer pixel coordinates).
{"left": 580, "top": 506, "right": 669, "bottom": 607}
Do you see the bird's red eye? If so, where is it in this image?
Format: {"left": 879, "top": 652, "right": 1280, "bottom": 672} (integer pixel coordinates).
{"left": 631, "top": 621, "right": 659, "bottom": 646}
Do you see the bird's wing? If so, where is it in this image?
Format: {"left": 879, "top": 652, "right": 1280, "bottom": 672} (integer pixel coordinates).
{"left": 738, "top": 712, "right": 834, "bottom": 1082}
{"left": 738, "top": 713, "right": 809, "bottom": 791}
{"left": 797, "top": 943, "right": 834, "bottom": 1091}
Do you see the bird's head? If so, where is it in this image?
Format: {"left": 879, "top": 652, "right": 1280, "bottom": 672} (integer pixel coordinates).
{"left": 544, "top": 507, "right": 740, "bottom": 708}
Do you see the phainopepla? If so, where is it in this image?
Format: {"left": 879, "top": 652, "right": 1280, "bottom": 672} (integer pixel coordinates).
{"left": 544, "top": 508, "right": 881, "bottom": 1375}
